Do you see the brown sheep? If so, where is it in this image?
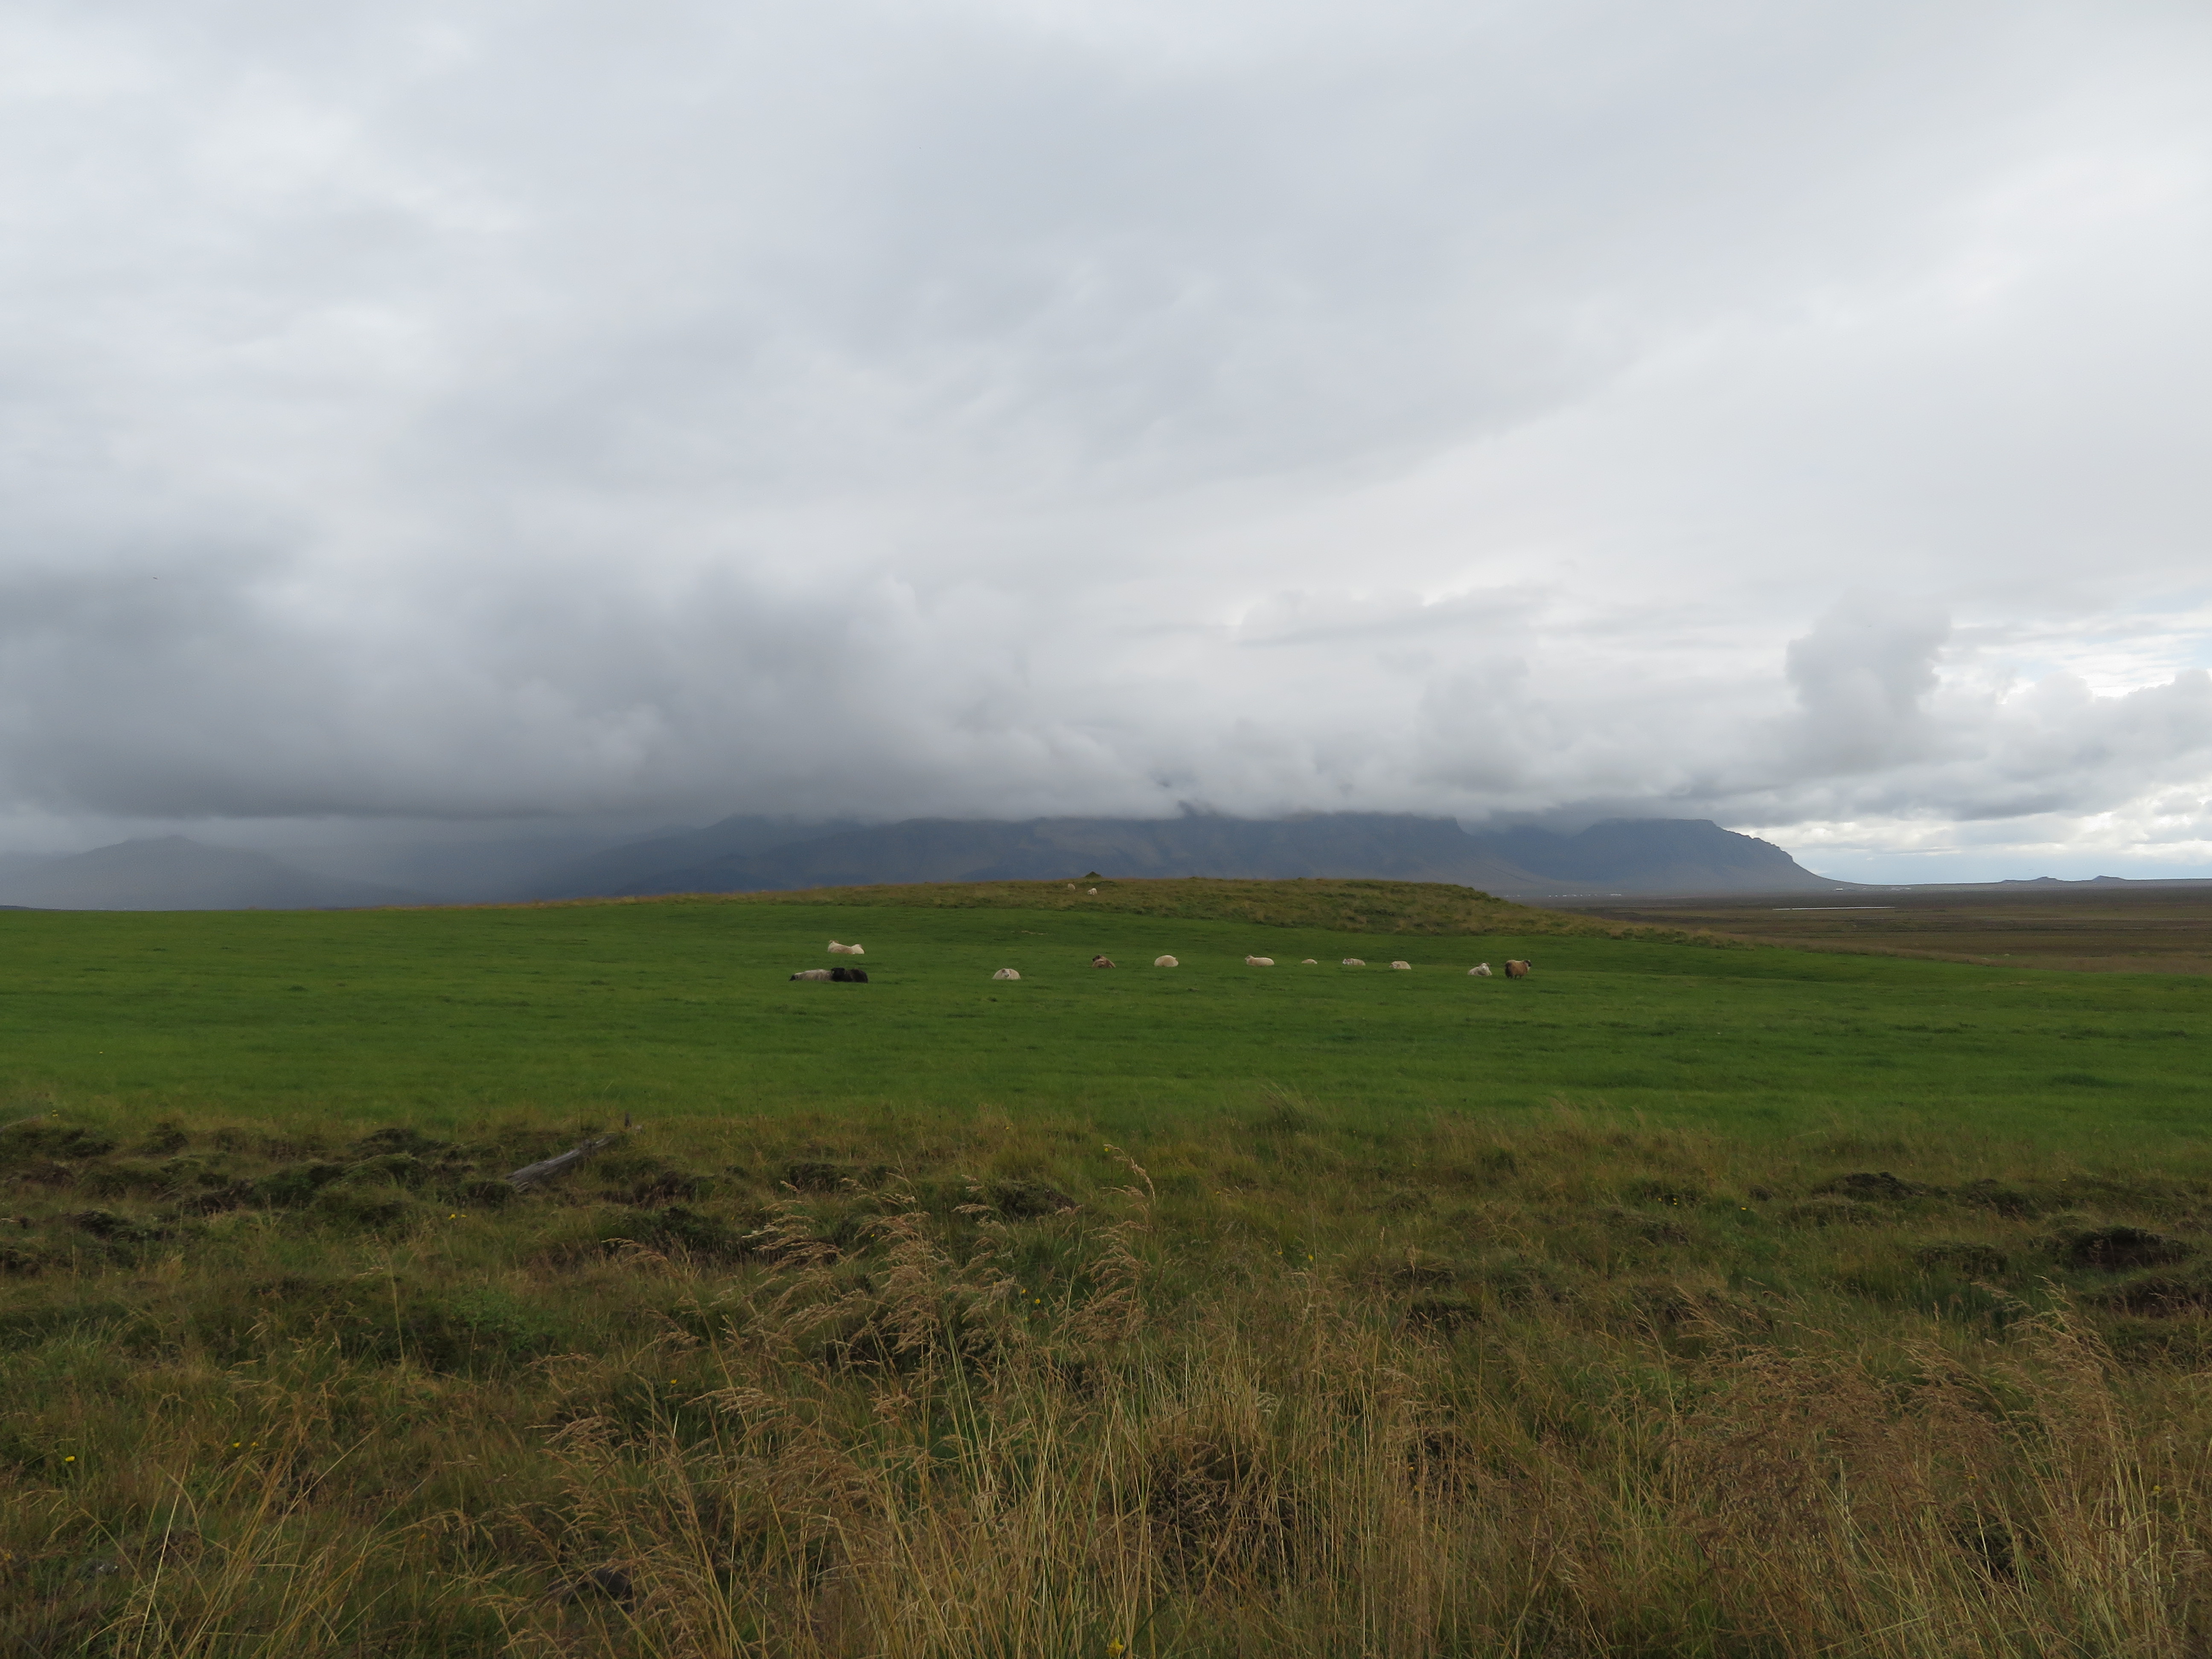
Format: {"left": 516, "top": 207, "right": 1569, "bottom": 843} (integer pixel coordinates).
{"left": 1505, "top": 959, "right": 1533, "bottom": 979}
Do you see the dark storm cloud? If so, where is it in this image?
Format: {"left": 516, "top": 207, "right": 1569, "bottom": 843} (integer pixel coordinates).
{"left": 1, "top": 0, "right": 2209, "bottom": 876}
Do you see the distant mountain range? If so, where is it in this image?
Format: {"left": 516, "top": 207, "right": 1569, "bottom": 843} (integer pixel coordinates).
{"left": 519, "top": 812, "right": 1832, "bottom": 900}
{"left": 0, "top": 814, "right": 1836, "bottom": 911}
{"left": 0, "top": 836, "right": 424, "bottom": 911}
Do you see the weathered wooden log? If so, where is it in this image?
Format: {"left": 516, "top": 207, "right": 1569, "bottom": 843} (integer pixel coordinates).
{"left": 505, "top": 1136, "right": 613, "bottom": 1190}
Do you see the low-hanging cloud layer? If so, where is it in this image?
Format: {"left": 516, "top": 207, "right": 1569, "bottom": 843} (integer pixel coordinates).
{"left": 3, "top": 0, "right": 2209, "bottom": 879}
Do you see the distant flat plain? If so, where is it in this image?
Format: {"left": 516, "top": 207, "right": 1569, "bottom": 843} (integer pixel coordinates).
{"left": 1562, "top": 881, "right": 2212, "bottom": 973}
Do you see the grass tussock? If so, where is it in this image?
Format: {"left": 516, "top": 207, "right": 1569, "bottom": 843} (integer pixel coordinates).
{"left": 6, "top": 1103, "right": 2212, "bottom": 1656}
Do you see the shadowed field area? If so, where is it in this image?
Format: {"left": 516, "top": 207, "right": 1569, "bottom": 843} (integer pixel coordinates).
{"left": 1570, "top": 883, "right": 2212, "bottom": 973}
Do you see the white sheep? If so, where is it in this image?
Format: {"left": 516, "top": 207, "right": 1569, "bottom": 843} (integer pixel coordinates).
{"left": 1341, "top": 958, "right": 1365, "bottom": 967}
{"left": 1390, "top": 960, "right": 1412, "bottom": 971}
{"left": 1470, "top": 963, "right": 1493, "bottom": 977}
{"left": 1301, "top": 959, "right": 1318, "bottom": 965}
{"left": 828, "top": 941, "right": 864, "bottom": 955}
{"left": 1154, "top": 955, "right": 1179, "bottom": 968}
{"left": 1245, "top": 955, "right": 1275, "bottom": 967}
{"left": 993, "top": 967, "right": 1022, "bottom": 981}
{"left": 789, "top": 969, "right": 832, "bottom": 981}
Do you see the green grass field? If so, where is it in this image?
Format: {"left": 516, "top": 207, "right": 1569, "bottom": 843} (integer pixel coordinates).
{"left": 3, "top": 891, "right": 2206, "bottom": 1145}
{"left": 7, "top": 884, "right": 2212, "bottom": 1656}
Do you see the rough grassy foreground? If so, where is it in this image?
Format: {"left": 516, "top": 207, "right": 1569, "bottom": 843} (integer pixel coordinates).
{"left": 6, "top": 1104, "right": 2212, "bottom": 1657}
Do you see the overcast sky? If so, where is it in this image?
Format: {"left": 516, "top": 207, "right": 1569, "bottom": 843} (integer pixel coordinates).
{"left": 3, "top": 0, "right": 2209, "bottom": 880}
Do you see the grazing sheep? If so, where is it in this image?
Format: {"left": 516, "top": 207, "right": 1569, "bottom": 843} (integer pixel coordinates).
{"left": 1470, "top": 963, "right": 1493, "bottom": 977}
{"left": 1091, "top": 955, "right": 1115, "bottom": 968}
{"left": 830, "top": 966, "right": 868, "bottom": 982}
{"left": 789, "top": 969, "right": 832, "bottom": 981}
{"left": 828, "top": 941, "right": 864, "bottom": 955}
{"left": 1342, "top": 958, "right": 1365, "bottom": 967}
{"left": 993, "top": 967, "right": 1022, "bottom": 981}
{"left": 1154, "top": 954, "right": 1179, "bottom": 968}
{"left": 1087, "top": 888, "right": 1098, "bottom": 895}
{"left": 1245, "top": 955, "right": 1275, "bottom": 967}
{"left": 1505, "top": 959, "right": 1533, "bottom": 979}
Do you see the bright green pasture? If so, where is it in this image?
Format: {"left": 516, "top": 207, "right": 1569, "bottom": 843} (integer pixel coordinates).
{"left": 1, "top": 900, "right": 2206, "bottom": 1144}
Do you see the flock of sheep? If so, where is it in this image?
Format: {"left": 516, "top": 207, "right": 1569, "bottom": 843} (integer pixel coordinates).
{"left": 792, "top": 940, "right": 1532, "bottom": 984}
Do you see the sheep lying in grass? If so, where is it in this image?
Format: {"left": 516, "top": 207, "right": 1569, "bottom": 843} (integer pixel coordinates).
{"left": 1245, "top": 955, "right": 1275, "bottom": 967}
{"left": 993, "top": 967, "right": 1022, "bottom": 981}
{"left": 1342, "top": 958, "right": 1365, "bottom": 967}
{"left": 1470, "top": 963, "right": 1492, "bottom": 977}
{"left": 828, "top": 941, "right": 865, "bottom": 955}
{"left": 1390, "top": 960, "right": 1412, "bottom": 971}
{"left": 1154, "top": 955, "right": 1178, "bottom": 967}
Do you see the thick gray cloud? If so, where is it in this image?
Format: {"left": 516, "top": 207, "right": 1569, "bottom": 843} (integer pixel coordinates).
{"left": 2, "top": 0, "right": 2209, "bottom": 878}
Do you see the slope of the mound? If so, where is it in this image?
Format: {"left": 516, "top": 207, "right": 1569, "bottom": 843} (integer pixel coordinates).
{"left": 675, "top": 876, "right": 1662, "bottom": 940}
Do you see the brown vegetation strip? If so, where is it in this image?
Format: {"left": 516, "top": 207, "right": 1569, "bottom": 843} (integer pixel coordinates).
{"left": 6, "top": 1105, "right": 2212, "bottom": 1655}
{"left": 1575, "top": 883, "right": 2212, "bottom": 973}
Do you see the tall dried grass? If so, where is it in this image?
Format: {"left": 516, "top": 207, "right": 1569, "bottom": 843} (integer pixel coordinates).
{"left": 492, "top": 1223, "right": 2203, "bottom": 1658}
{"left": 6, "top": 1109, "right": 2209, "bottom": 1656}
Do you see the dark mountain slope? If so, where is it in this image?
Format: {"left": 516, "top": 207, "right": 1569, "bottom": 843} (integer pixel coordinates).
{"left": 542, "top": 813, "right": 1831, "bottom": 899}
{"left": 1483, "top": 818, "right": 1826, "bottom": 894}
{"left": 545, "top": 814, "right": 1519, "bottom": 896}
{"left": 525, "top": 815, "right": 866, "bottom": 899}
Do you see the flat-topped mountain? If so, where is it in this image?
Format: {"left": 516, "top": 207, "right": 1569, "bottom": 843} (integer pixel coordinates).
{"left": 0, "top": 815, "right": 1832, "bottom": 910}
{"left": 523, "top": 812, "right": 1831, "bottom": 900}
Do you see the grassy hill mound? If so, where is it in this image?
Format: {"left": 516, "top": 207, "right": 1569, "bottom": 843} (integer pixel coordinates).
{"left": 586, "top": 876, "right": 1634, "bottom": 939}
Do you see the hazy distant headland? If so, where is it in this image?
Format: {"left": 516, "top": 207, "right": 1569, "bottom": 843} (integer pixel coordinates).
{"left": 520, "top": 812, "right": 1829, "bottom": 902}
{"left": 0, "top": 813, "right": 1834, "bottom": 910}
